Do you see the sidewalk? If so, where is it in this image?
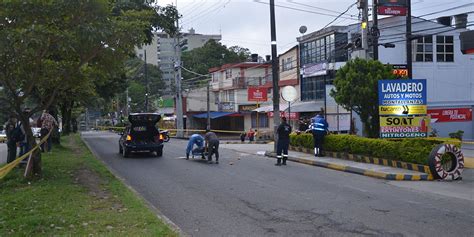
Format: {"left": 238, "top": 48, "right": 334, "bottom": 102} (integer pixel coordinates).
{"left": 220, "top": 143, "right": 432, "bottom": 181}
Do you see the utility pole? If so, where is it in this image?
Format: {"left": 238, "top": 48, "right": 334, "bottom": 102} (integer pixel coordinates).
{"left": 269, "top": 0, "right": 280, "bottom": 152}
{"left": 361, "top": 0, "right": 369, "bottom": 52}
{"left": 406, "top": 0, "right": 413, "bottom": 79}
{"left": 206, "top": 82, "right": 211, "bottom": 131}
{"left": 372, "top": 0, "right": 379, "bottom": 60}
{"left": 144, "top": 50, "right": 149, "bottom": 112}
{"left": 174, "top": 2, "right": 184, "bottom": 138}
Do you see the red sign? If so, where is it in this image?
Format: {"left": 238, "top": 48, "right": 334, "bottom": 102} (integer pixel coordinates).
{"left": 248, "top": 87, "right": 268, "bottom": 102}
{"left": 428, "top": 108, "right": 473, "bottom": 123}
{"left": 378, "top": 6, "right": 407, "bottom": 16}
{"left": 268, "top": 111, "right": 299, "bottom": 120}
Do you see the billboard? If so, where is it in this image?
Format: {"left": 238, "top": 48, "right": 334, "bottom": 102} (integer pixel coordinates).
{"left": 247, "top": 87, "right": 268, "bottom": 102}
{"left": 378, "top": 0, "right": 407, "bottom": 16}
{"left": 378, "top": 79, "right": 427, "bottom": 138}
{"left": 428, "top": 108, "right": 473, "bottom": 123}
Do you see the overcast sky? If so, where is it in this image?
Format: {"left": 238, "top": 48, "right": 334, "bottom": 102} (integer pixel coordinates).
{"left": 157, "top": 0, "right": 473, "bottom": 56}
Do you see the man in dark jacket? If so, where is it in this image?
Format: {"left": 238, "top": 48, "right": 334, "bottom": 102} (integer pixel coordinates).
{"left": 5, "top": 114, "right": 18, "bottom": 163}
{"left": 309, "top": 112, "right": 329, "bottom": 157}
{"left": 204, "top": 130, "right": 220, "bottom": 164}
{"left": 276, "top": 117, "right": 292, "bottom": 166}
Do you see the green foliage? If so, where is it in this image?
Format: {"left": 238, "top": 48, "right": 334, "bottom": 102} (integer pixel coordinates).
{"left": 290, "top": 133, "right": 461, "bottom": 165}
{"left": 181, "top": 40, "right": 251, "bottom": 86}
{"left": 449, "top": 130, "right": 464, "bottom": 141}
{"left": 330, "top": 59, "right": 397, "bottom": 138}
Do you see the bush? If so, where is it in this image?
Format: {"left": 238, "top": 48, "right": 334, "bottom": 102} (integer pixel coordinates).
{"left": 449, "top": 130, "right": 464, "bottom": 141}
{"left": 289, "top": 133, "right": 461, "bottom": 165}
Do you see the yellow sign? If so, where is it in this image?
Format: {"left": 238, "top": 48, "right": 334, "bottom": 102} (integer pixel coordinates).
{"left": 380, "top": 116, "right": 427, "bottom": 126}
{"left": 379, "top": 105, "right": 427, "bottom": 115}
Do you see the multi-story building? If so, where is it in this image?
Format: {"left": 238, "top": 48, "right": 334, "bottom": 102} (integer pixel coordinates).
{"left": 136, "top": 28, "right": 221, "bottom": 95}
{"left": 185, "top": 62, "right": 271, "bottom": 132}
{"left": 298, "top": 14, "right": 474, "bottom": 139}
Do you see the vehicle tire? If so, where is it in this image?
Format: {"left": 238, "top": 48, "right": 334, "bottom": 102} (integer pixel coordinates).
{"left": 122, "top": 147, "right": 130, "bottom": 158}
{"left": 428, "top": 144, "right": 464, "bottom": 180}
{"left": 156, "top": 149, "right": 163, "bottom": 157}
{"left": 164, "top": 135, "right": 170, "bottom": 142}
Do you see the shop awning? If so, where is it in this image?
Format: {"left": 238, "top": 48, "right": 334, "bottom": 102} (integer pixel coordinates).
{"left": 253, "top": 104, "right": 289, "bottom": 112}
{"left": 288, "top": 101, "right": 324, "bottom": 113}
{"left": 193, "top": 112, "right": 241, "bottom": 119}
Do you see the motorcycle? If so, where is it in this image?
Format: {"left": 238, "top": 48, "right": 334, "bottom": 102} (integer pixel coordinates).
{"left": 160, "top": 130, "right": 170, "bottom": 142}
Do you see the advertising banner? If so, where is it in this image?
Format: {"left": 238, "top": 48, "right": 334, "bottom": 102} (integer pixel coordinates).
{"left": 378, "top": 79, "right": 427, "bottom": 106}
{"left": 380, "top": 116, "right": 428, "bottom": 138}
{"left": 268, "top": 111, "right": 299, "bottom": 120}
{"left": 428, "top": 108, "right": 473, "bottom": 123}
{"left": 378, "top": 0, "right": 408, "bottom": 16}
{"left": 379, "top": 105, "right": 427, "bottom": 115}
{"left": 239, "top": 104, "right": 259, "bottom": 112}
{"left": 247, "top": 87, "right": 268, "bottom": 102}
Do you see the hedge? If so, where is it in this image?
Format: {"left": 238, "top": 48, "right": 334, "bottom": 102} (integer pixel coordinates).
{"left": 289, "top": 134, "right": 461, "bottom": 165}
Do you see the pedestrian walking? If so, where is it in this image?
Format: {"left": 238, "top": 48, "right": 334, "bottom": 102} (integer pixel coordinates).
{"left": 39, "top": 109, "right": 58, "bottom": 152}
{"left": 309, "top": 112, "right": 329, "bottom": 157}
{"left": 276, "top": 117, "right": 292, "bottom": 166}
{"left": 5, "top": 114, "right": 19, "bottom": 163}
{"left": 204, "top": 130, "right": 220, "bottom": 164}
{"left": 186, "top": 134, "right": 204, "bottom": 160}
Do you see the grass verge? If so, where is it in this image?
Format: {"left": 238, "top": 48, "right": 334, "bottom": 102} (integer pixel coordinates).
{"left": 0, "top": 134, "right": 176, "bottom": 236}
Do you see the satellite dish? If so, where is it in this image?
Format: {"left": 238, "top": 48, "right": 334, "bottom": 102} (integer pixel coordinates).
{"left": 281, "top": 86, "right": 298, "bottom": 102}
{"left": 299, "top": 26, "right": 307, "bottom": 34}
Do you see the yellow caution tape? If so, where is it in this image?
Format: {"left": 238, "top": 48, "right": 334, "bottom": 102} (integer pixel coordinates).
{"left": 0, "top": 131, "right": 51, "bottom": 180}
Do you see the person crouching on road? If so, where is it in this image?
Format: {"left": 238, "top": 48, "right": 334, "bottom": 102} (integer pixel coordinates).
{"left": 309, "top": 112, "right": 329, "bottom": 157}
{"left": 186, "top": 134, "right": 204, "bottom": 160}
{"left": 204, "top": 129, "right": 220, "bottom": 164}
{"left": 276, "top": 117, "right": 292, "bottom": 166}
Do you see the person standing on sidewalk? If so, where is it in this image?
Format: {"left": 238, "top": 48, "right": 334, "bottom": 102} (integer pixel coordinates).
{"left": 204, "top": 130, "right": 220, "bottom": 164}
{"left": 276, "top": 117, "right": 292, "bottom": 166}
{"left": 5, "top": 114, "right": 19, "bottom": 163}
{"left": 309, "top": 112, "right": 328, "bottom": 157}
{"left": 40, "top": 109, "right": 58, "bottom": 152}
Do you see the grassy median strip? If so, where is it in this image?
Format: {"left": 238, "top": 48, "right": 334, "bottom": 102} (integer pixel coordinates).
{"left": 0, "top": 134, "right": 176, "bottom": 236}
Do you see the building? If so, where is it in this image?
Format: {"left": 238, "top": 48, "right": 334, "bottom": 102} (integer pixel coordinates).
{"left": 185, "top": 62, "right": 271, "bottom": 134}
{"left": 298, "top": 14, "right": 474, "bottom": 139}
{"left": 136, "top": 28, "right": 221, "bottom": 95}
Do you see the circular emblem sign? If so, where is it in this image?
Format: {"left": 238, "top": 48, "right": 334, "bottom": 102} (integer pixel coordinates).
{"left": 428, "top": 144, "right": 464, "bottom": 180}
{"left": 281, "top": 86, "right": 298, "bottom": 102}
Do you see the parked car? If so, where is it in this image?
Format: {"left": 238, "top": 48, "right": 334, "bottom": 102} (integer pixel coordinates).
{"left": 0, "top": 130, "right": 6, "bottom": 143}
{"left": 118, "top": 113, "right": 164, "bottom": 158}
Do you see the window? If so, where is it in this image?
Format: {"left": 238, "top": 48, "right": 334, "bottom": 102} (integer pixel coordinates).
{"left": 436, "top": 36, "right": 454, "bottom": 62}
{"left": 228, "top": 90, "right": 235, "bottom": 102}
{"left": 214, "top": 92, "right": 219, "bottom": 103}
{"left": 301, "top": 76, "right": 327, "bottom": 101}
{"left": 225, "top": 69, "right": 232, "bottom": 79}
{"left": 251, "top": 113, "right": 269, "bottom": 128}
{"left": 413, "top": 35, "right": 433, "bottom": 62}
{"left": 281, "top": 57, "right": 294, "bottom": 71}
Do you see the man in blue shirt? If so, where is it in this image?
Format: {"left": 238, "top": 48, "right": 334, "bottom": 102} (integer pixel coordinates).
{"left": 309, "top": 112, "right": 329, "bottom": 157}
{"left": 186, "top": 134, "right": 204, "bottom": 160}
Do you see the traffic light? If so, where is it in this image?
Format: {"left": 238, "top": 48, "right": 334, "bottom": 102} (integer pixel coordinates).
{"left": 178, "top": 39, "right": 188, "bottom": 51}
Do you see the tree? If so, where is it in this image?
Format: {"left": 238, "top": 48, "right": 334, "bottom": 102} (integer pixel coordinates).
{"left": 181, "top": 40, "right": 251, "bottom": 87}
{"left": 0, "top": 0, "right": 178, "bottom": 175}
{"left": 330, "top": 58, "right": 396, "bottom": 138}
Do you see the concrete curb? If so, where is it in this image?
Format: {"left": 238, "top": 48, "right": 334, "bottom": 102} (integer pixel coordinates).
{"left": 265, "top": 152, "right": 433, "bottom": 181}
{"left": 80, "top": 134, "right": 186, "bottom": 236}
{"left": 289, "top": 145, "right": 432, "bottom": 174}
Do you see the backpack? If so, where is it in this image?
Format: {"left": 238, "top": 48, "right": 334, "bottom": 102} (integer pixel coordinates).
{"left": 10, "top": 122, "right": 25, "bottom": 143}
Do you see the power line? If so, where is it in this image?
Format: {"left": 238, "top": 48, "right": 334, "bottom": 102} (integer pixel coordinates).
{"left": 286, "top": 0, "right": 358, "bottom": 17}
{"left": 186, "top": 0, "right": 232, "bottom": 28}
{"left": 181, "top": 0, "right": 227, "bottom": 26}
{"left": 322, "top": 2, "right": 358, "bottom": 29}
{"left": 253, "top": 0, "right": 359, "bottom": 20}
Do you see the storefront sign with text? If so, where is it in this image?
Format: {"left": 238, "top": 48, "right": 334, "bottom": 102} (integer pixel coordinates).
{"left": 267, "top": 111, "right": 299, "bottom": 120}
{"left": 428, "top": 108, "right": 473, "bottom": 123}
{"left": 247, "top": 87, "right": 268, "bottom": 102}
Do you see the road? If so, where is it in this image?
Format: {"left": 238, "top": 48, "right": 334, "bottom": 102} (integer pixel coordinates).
{"left": 82, "top": 131, "right": 473, "bottom": 237}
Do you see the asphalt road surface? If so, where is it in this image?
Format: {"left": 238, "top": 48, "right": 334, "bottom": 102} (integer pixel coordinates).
{"left": 82, "top": 131, "right": 474, "bottom": 237}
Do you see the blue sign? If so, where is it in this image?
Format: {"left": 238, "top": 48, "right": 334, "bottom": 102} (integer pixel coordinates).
{"left": 378, "top": 79, "right": 427, "bottom": 106}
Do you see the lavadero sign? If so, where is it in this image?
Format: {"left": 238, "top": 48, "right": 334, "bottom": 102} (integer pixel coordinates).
{"left": 378, "top": 79, "right": 426, "bottom": 106}
{"left": 378, "top": 79, "right": 428, "bottom": 138}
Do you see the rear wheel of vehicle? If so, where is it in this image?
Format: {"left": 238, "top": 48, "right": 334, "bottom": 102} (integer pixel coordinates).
{"left": 156, "top": 149, "right": 163, "bottom": 157}
{"left": 122, "top": 147, "right": 130, "bottom": 158}
{"left": 164, "top": 135, "right": 170, "bottom": 142}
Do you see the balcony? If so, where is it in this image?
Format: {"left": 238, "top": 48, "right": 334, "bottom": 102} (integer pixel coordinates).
{"left": 232, "top": 77, "right": 267, "bottom": 89}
